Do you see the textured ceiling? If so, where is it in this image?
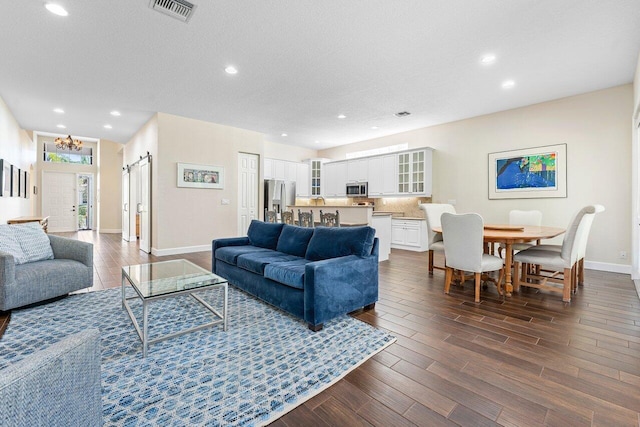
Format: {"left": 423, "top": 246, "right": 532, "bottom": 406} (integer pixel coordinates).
{"left": 1, "top": 1, "right": 639, "bottom": 149}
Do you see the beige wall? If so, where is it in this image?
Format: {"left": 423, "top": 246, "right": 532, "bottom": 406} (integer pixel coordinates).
{"left": 124, "top": 113, "right": 265, "bottom": 254}
{"left": 320, "top": 84, "right": 633, "bottom": 270}
{"left": 0, "top": 96, "right": 36, "bottom": 223}
{"left": 264, "top": 140, "right": 317, "bottom": 161}
{"left": 98, "top": 139, "right": 123, "bottom": 232}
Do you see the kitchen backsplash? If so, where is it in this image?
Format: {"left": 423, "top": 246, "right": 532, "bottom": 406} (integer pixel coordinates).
{"left": 294, "top": 197, "right": 432, "bottom": 218}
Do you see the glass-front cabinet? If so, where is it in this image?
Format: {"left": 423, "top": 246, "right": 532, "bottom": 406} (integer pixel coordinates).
{"left": 310, "top": 159, "right": 322, "bottom": 197}
{"left": 396, "top": 149, "right": 431, "bottom": 196}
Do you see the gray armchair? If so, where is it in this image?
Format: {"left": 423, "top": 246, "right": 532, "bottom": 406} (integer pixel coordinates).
{"left": 0, "top": 234, "right": 93, "bottom": 311}
{"left": 0, "top": 329, "right": 102, "bottom": 427}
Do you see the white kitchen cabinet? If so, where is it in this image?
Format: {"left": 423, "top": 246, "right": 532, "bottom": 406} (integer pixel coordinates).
{"left": 347, "top": 158, "right": 368, "bottom": 183}
{"left": 296, "top": 162, "right": 309, "bottom": 197}
{"left": 396, "top": 149, "right": 432, "bottom": 196}
{"left": 285, "top": 161, "right": 297, "bottom": 182}
{"left": 310, "top": 159, "right": 323, "bottom": 197}
{"left": 323, "top": 162, "right": 347, "bottom": 197}
{"left": 391, "top": 218, "right": 428, "bottom": 251}
{"left": 368, "top": 154, "right": 396, "bottom": 197}
{"left": 273, "top": 160, "right": 286, "bottom": 180}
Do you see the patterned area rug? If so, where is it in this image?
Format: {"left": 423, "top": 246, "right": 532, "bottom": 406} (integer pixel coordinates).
{"left": 0, "top": 286, "right": 395, "bottom": 426}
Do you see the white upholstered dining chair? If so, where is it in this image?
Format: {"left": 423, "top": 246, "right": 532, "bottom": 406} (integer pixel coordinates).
{"left": 498, "top": 209, "right": 543, "bottom": 257}
{"left": 512, "top": 205, "right": 602, "bottom": 302}
{"left": 419, "top": 203, "right": 456, "bottom": 275}
{"left": 441, "top": 213, "right": 505, "bottom": 303}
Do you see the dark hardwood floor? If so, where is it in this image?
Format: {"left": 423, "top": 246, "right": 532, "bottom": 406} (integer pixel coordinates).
{"left": 2, "top": 231, "right": 640, "bottom": 426}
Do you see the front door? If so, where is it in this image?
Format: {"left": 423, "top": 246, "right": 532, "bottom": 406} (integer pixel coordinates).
{"left": 139, "top": 157, "right": 151, "bottom": 254}
{"left": 122, "top": 169, "right": 130, "bottom": 241}
{"left": 42, "top": 171, "right": 77, "bottom": 232}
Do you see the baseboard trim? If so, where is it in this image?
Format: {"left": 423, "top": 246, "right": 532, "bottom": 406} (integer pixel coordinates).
{"left": 151, "top": 244, "right": 210, "bottom": 257}
{"left": 99, "top": 229, "right": 122, "bottom": 234}
{"left": 584, "top": 260, "right": 631, "bottom": 275}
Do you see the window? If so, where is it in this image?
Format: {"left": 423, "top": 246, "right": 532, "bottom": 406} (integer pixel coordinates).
{"left": 43, "top": 142, "right": 93, "bottom": 164}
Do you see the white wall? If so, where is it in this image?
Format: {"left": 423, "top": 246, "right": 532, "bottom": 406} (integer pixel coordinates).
{"left": 320, "top": 84, "right": 633, "bottom": 271}
{"left": 0, "top": 96, "right": 36, "bottom": 223}
{"left": 98, "top": 139, "right": 123, "bottom": 232}
{"left": 264, "top": 140, "right": 317, "bottom": 162}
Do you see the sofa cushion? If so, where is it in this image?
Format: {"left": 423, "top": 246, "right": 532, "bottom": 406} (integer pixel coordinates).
{"left": 305, "top": 226, "right": 376, "bottom": 261}
{"left": 237, "top": 251, "right": 302, "bottom": 275}
{"left": 12, "top": 223, "right": 54, "bottom": 264}
{"left": 0, "top": 224, "right": 27, "bottom": 264}
{"left": 215, "top": 246, "right": 274, "bottom": 266}
{"left": 276, "top": 224, "right": 314, "bottom": 257}
{"left": 247, "top": 220, "right": 284, "bottom": 250}
{"left": 264, "top": 259, "right": 312, "bottom": 290}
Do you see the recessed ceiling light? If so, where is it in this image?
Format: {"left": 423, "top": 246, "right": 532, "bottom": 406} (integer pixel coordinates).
{"left": 315, "top": 140, "right": 320, "bottom": 144}
{"left": 110, "top": 110, "right": 121, "bottom": 116}
{"left": 53, "top": 108, "right": 64, "bottom": 114}
{"left": 56, "top": 124, "right": 66, "bottom": 129}
{"left": 45, "top": 3, "right": 68, "bottom": 16}
{"left": 281, "top": 133, "right": 287, "bottom": 137}
{"left": 225, "top": 66, "right": 238, "bottom": 75}
{"left": 371, "top": 126, "right": 378, "bottom": 130}
{"left": 104, "top": 124, "right": 113, "bottom": 129}
{"left": 480, "top": 54, "right": 496, "bottom": 64}
{"left": 501, "top": 80, "right": 516, "bottom": 89}
{"left": 337, "top": 114, "right": 346, "bottom": 119}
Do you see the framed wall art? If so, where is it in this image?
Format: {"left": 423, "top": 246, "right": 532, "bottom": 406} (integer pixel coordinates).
{"left": 177, "top": 162, "right": 224, "bottom": 189}
{"left": 488, "top": 143, "right": 567, "bottom": 199}
{"left": 11, "top": 165, "right": 20, "bottom": 197}
{"left": 23, "top": 170, "right": 30, "bottom": 198}
{"left": 0, "top": 159, "right": 10, "bottom": 197}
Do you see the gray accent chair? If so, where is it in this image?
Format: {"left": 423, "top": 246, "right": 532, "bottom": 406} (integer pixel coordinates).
{"left": 0, "top": 329, "right": 102, "bottom": 427}
{"left": 441, "top": 212, "right": 505, "bottom": 303}
{"left": 513, "top": 205, "right": 605, "bottom": 302}
{"left": 0, "top": 235, "right": 93, "bottom": 311}
{"left": 419, "top": 203, "right": 456, "bottom": 275}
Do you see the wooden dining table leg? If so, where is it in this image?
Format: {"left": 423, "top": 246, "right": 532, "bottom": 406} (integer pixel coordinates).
{"left": 504, "top": 242, "right": 513, "bottom": 296}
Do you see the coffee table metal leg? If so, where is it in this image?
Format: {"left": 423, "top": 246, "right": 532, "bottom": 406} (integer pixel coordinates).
{"left": 142, "top": 301, "right": 149, "bottom": 357}
{"left": 121, "top": 271, "right": 126, "bottom": 308}
{"left": 223, "top": 283, "right": 228, "bottom": 331}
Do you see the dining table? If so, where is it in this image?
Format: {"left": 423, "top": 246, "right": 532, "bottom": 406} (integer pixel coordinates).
{"left": 432, "top": 224, "right": 565, "bottom": 296}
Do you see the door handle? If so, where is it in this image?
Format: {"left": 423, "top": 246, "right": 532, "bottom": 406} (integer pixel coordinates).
{"left": 137, "top": 203, "right": 143, "bottom": 213}
{"left": 123, "top": 203, "right": 128, "bottom": 212}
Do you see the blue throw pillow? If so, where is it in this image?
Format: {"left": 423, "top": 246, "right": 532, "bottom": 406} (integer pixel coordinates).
{"left": 247, "top": 220, "right": 284, "bottom": 250}
{"left": 276, "top": 224, "right": 314, "bottom": 257}
{"left": 305, "top": 226, "right": 376, "bottom": 261}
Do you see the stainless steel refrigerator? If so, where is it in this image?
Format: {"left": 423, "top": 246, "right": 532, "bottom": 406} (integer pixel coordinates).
{"left": 264, "top": 179, "right": 296, "bottom": 220}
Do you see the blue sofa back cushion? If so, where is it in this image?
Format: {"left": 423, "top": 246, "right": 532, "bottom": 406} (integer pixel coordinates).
{"left": 276, "top": 224, "right": 315, "bottom": 257}
{"left": 305, "top": 226, "right": 376, "bottom": 261}
{"left": 247, "top": 220, "right": 284, "bottom": 250}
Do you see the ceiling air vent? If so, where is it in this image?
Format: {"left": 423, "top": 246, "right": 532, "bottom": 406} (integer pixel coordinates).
{"left": 394, "top": 111, "right": 411, "bottom": 118}
{"left": 149, "top": 0, "right": 197, "bottom": 23}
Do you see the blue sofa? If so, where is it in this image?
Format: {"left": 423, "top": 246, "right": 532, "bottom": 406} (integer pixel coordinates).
{"left": 212, "top": 220, "right": 379, "bottom": 331}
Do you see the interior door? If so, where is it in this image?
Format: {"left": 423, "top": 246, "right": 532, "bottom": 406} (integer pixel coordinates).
{"left": 139, "top": 157, "right": 151, "bottom": 253}
{"left": 42, "top": 171, "right": 77, "bottom": 232}
{"left": 238, "top": 153, "right": 259, "bottom": 235}
{"left": 122, "top": 169, "right": 130, "bottom": 241}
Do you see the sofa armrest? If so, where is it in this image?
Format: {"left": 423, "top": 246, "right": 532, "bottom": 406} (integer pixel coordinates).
{"left": 0, "top": 252, "right": 16, "bottom": 312}
{"left": 0, "top": 329, "right": 102, "bottom": 427}
{"left": 48, "top": 235, "right": 93, "bottom": 268}
{"left": 211, "top": 237, "right": 250, "bottom": 273}
{"left": 304, "top": 252, "right": 379, "bottom": 327}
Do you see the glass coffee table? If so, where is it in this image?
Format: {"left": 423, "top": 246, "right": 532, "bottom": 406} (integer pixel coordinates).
{"left": 121, "top": 259, "right": 228, "bottom": 357}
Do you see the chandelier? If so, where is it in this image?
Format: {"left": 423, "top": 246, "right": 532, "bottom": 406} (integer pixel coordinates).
{"left": 54, "top": 135, "right": 83, "bottom": 151}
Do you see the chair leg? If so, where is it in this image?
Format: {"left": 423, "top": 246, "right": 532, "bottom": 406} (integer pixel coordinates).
{"left": 513, "top": 261, "right": 521, "bottom": 292}
{"left": 562, "top": 268, "right": 572, "bottom": 302}
{"left": 474, "top": 273, "right": 481, "bottom": 303}
{"left": 428, "top": 250, "right": 434, "bottom": 275}
{"left": 578, "top": 258, "right": 584, "bottom": 286}
{"left": 444, "top": 267, "right": 453, "bottom": 294}
{"left": 496, "top": 268, "right": 505, "bottom": 296}
{"left": 571, "top": 264, "right": 578, "bottom": 293}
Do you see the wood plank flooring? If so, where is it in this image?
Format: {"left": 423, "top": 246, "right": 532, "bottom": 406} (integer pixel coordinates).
{"left": 2, "top": 231, "right": 640, "bottom": 426}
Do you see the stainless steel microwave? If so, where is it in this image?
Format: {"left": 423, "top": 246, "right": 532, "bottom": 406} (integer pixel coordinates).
{"left": 346, "top": 182, "right": 368, "bottom": 197}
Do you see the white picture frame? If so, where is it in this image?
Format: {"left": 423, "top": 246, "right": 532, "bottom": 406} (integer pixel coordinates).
{"left": 488, "top": 143, "right": 567, "bottom": 199}
{"left": 177, "top": 162, "right": 224, "bottom": 189}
